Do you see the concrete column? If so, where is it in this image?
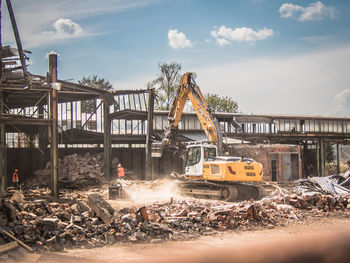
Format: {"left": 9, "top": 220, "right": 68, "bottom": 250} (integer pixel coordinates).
{"left": 145, "top": 89, "right": 154, "bottom": 180}
{"left": 103, "top": 102, "right": 112, "bottom": 180}
{"left": 278, "top": 153, "right": 283, "bottom": 182}
{"left": 298, "top": 145, "right": 302, "bottom": 179}
{"left": 49, "top": 53, "right": 59, "bottom": 197}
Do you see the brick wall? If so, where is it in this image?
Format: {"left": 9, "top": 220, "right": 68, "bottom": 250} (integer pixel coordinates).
{"left": 228, "top": 144, "right": 302, "bottom": 182}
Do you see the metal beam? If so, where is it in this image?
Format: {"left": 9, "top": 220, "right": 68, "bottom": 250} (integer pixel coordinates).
{"left": 146, "top": 89, "right": 155, "bottom": 180}
{"left": 103, "top": 103, "right": 112, "bottom": 180}
{"left": 5, "top": 0, "right": 29, "bottom": 81}
{"left": 316, "top": 141, "right": 320, "bottom": 177}
{"left": 0, "top": 116, "right": 52, "bottom": 125}
{"left": 110, "top": 89, "right": 149, "bottom": 95}
{"left": 38, "top": 105, "right": 46, "bottom": 169}
{"left": 337, "top": 144, "right": 340, "bottom": 175}
{"left": 320, "top": 139, "right": 325, "bottom": 177}
{"left": 110, "top": 109, "right": 148, "bottom": 121}
{"left": 0, "top": 90, "right": 7, "bottom": 190}
{"left": 0, "top": 0, "right": 3, "bottom": 81}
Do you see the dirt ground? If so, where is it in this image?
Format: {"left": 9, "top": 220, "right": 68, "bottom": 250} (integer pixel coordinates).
{"left": 34, "top": 214, "right": 350, "bottom": 263}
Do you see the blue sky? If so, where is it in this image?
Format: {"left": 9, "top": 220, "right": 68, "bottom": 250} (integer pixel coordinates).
{"left": 2, "top": 0, "right": 350, "bottom": 116}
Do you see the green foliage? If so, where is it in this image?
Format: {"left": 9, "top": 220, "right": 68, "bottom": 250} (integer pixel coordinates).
{"left": 78, "top": 75, "right": 114, "bottom": 113}
{"left": 147, "top": 63, "right": 239, "bottom": 113}
{"left": 325, "top": 144, "right": 335, "bottom": 163}
{"left": 205, "top": 93, "right": 238, "bottom": 113}
{"left": 78, "top": 75, "right": 113, "bottom": 91}
{"left": 147, "top": 62, "right": 182, "bottom": 110}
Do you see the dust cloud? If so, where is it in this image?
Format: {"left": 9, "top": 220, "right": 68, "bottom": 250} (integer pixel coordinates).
{"left": 109, "top": 179, "right": 185, "bottom": 208}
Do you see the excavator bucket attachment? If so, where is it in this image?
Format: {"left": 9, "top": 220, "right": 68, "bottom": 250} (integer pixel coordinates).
{"left": 151, "top": 141, "right": 164, "bottom": 158}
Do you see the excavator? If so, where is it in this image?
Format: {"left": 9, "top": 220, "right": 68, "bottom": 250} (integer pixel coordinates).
{"left": 152, "top": 72, "right": 265, "bottom": 201}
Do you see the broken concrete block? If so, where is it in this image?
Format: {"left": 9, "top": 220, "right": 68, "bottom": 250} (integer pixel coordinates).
{"left": 11, "top": 190, "right": 24, "bottom": 203}
{"left": 42, "top": 218, "right": 59, "bottom": 229}
{"left": 135, "top": 231, "right": 147, "bottom": 241}
{"left": 87, "top": 194, "right": 114, "bottom": 224}
{"left": 46, "top": 235, "right": 64, "bottom": 251}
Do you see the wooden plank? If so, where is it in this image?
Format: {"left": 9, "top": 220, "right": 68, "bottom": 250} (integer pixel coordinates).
{"left": 0, "top": 229, "right": 33, "bottom": 252}
{"left": 0, "top": 241, "right": 19, "bottom": 254}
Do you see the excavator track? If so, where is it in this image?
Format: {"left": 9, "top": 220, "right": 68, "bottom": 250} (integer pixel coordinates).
{"left": 179, "top": 180, "right": 266, "bottom": 202}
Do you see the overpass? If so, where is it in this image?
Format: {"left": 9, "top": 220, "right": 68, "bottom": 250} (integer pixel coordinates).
{"left": 153, "top": 111, "right": 350, "bottom": 178}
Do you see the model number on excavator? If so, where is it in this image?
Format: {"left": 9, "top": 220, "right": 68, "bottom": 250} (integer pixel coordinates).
{"left": 244, "top": 166, "right": 255, "bottom": 170}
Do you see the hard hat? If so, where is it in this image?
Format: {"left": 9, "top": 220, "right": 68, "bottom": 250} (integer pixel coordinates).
{"left": 118, "top": 164, "right": 122, "bottom": 167}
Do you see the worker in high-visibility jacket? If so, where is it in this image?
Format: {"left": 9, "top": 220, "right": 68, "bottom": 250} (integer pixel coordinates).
{"left": 118, "top": 164, "right": 125, "bottom": 178}
{"left": 12, "top": 169, "right": 19, "bottom": 188}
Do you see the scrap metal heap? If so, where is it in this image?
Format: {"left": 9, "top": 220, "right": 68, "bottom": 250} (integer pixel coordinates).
{"left": 294, "top": 174, "right": 350, "bottom": 196}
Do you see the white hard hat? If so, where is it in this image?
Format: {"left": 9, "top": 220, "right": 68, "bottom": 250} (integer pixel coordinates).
{"left": 118, "top": 164, "right": 122, "bottom": 167}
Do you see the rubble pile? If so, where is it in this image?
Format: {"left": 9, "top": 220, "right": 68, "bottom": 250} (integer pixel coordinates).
{"left": 1, "top": 187, "right": 350, "bottom": 252}
{"left": 27, "top": 153, "right": 119, "bottom": 189}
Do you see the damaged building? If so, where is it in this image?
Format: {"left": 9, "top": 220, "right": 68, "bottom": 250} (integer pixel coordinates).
{"left": 2, "top": 0, "right": 350, "bottom": 195}
{"left": 2, "top": 43, "right": 350, "bottom": 190}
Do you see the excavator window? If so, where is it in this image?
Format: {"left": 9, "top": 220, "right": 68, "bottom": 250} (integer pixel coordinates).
{"left": 204, "top": 147, "right": 216, "bottom": 161}
{"left": 186, "top": 146, "right": 201, "bottom": 166}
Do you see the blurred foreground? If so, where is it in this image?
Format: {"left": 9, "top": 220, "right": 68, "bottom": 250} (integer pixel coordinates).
{"left": 37, "top": 216, "right": 350, "bottom": 263}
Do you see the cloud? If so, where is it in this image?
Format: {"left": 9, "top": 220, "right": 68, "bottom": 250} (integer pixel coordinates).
{"left": 191, "top": 45, "right": 350, "bottom": 116}
{"left": 211, "top": 26, "right": 274, "bottom": 45}
{"left": 216, "top": 37, "right": 231, "bottom": 46}
{"left": 334, "top": 89, "right": 350, "bottom": 115}
{"left": 279, "top": 1, "right": 336, "bottom": 21}
{"left": 168, "top": 29, "right": 193, "bottom": 49}
{"left": 1, "top": 0, "right": 155, "bottom": 48}
{"left": 43, "top": 18, "right": 83, "bottom": 37}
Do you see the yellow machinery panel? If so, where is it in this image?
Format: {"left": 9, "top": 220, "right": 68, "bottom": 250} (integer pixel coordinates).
{"left": 201, "top": 161, "right": 263, "bottom": 182}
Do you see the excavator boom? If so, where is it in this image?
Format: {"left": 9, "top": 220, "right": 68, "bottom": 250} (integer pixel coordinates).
{"left": 151, "top": 72, "right": 223, "bottom": 157}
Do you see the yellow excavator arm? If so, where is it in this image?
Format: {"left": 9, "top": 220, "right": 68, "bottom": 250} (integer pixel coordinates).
{"left": 152, "top": 72, "right": 223, "bottom": 157}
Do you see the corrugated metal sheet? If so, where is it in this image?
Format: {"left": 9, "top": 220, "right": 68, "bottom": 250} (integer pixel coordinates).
{"left": 294, "top": 176, "right": 350, "bottom": 196}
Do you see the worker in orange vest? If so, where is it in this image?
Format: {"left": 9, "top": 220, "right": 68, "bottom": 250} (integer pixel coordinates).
{"left": 12, "top": 169, "right": 19, "bottom": 188}
{"left": 118, "top": 164, "right": 125, "bottom": 178}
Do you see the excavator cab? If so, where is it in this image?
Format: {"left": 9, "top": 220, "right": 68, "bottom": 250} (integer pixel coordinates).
{"left": 185, "top": 142, "right": 218, "bottom": 177}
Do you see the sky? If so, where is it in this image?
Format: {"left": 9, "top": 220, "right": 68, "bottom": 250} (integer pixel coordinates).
{"left": 1, "top": 0, "right": 350, "bottom": 116}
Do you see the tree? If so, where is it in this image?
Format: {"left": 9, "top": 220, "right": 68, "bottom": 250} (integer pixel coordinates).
{"left": 147, "top": 62, "right": 182, "bottom": 110}
{"left": 205, "top": 93, "right": 238, "bottom": 113}
{"left": 325, "top": 144, "right": 335, "bottom": 163}
{"left": 78, "top": 75, "right": 114, "bottom": 113}
{"left": 78, "top": 75, "right": 113, "bottom": 91}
